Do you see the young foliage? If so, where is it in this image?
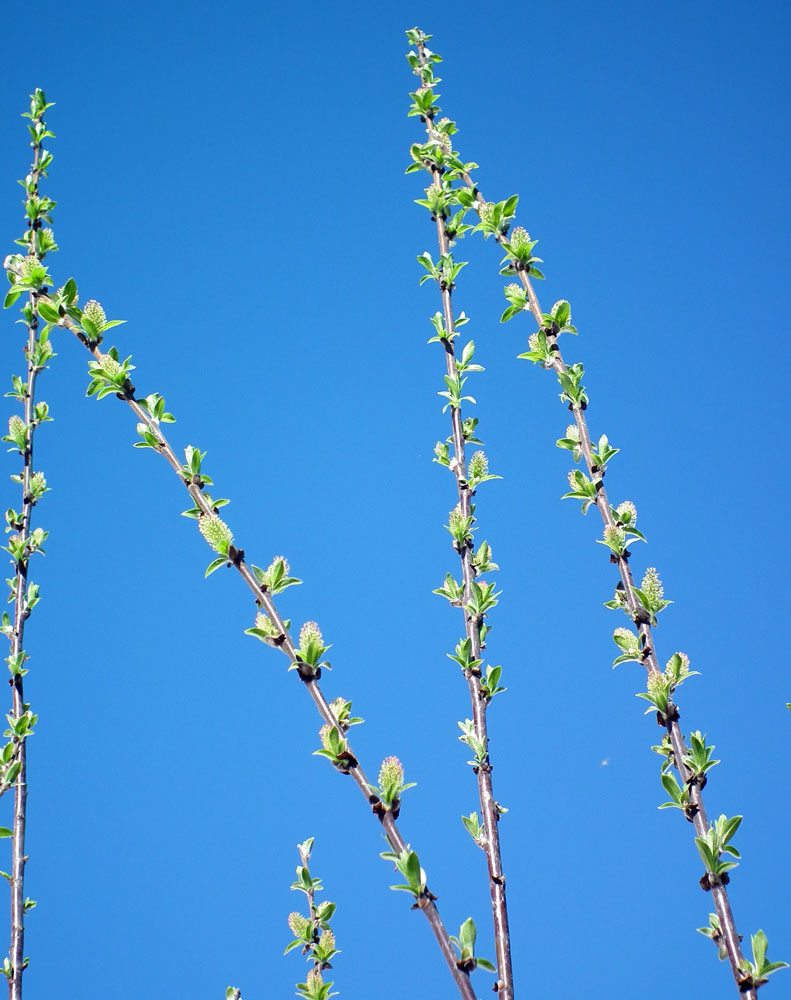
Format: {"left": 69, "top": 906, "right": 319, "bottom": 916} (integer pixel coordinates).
{"left": 285, "top": 840, "right": 341, "bottom": 1000}
{"left": 405, "top": 24, "right": 787, "bottom": 1000}
{"left": 0, "top": 28, "right": 785, "bottom": 1000}
{"left": 1, "top": 87, "right": 60, "bottom": 1000}
{"left": 3, "top": 87, "right": 481, "bottom": 1000}
{"left": 408, "top": 27, "right": 514, "bottom": 998}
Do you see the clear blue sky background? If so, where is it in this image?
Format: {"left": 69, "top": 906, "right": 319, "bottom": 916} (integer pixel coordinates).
{"left": 0, "top": 1, "right": 789, "bottom": 998}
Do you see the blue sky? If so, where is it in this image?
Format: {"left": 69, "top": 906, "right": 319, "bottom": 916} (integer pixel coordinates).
{"left": 0, "top": 1, "right": 790, "bottom": 997}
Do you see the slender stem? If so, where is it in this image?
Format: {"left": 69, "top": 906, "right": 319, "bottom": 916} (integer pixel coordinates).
{"left": 7, "top": 132, "right": 47, "bottom": 1000}
{"left": 296, "top": 841, "right": 319, "bottom": 972}
{"left": 415, "top": 42, "right": 514, "bottom": 999}
{"left": 460, "top": 175, "right": 754, "bottom": 994}
{"left": 518, "top": 265, "right": 754, "bottom": 999}
{"left": 52, "top": 320, "right": 477, "bottom": 1000}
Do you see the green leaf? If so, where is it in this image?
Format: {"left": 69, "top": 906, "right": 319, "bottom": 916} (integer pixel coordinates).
{"left": 753, "top": 929, "right": 768, "bottom": 968}
{"left": 36, "top": 301, "right": 60, "bottom": 324}
{"left": 500, "top": 304, "right": 523, "bottom": 323}
{"left": 660, "top": 772, "right": 683, "bottom": 804}
{"left": 462, "top": 812, "right": 481, "bottom": 840}
{"left": 3, "top": 289, "right": 22, "bottom": 310}
{"left": 502, "top": 194, "right": 518, "bottom": 217}
{"left": 403, "top": 850, "right": 420, "bottom": 889}
{"left": 205, "top": 557, "right": 227, "bottom": 577}
{"left": 458, "top": 917, "right": 476, "bottom": 953}
{"left": 0, "top": 829, "right": 12, "bottom": 839}
{"left": 553, "top": 300, "right": 570, "bottom": 327}
{"left": 81, "top": 317, "right": 98, "bottom": 340}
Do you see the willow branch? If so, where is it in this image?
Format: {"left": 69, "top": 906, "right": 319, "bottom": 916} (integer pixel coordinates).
{"left": 287, "top": 839, "right": 341, "bottom": 998}
{"left": 7, "top": 251, "right": 35, "bottom": 1000}
{"left": 504, "top": 238, "right": 753, "bottom": 998}
{"left": 4, "top": 92, "right": 57, "bottom": 1000}
{"left": 413, "top": 47, "right": 514, "bottom": 1000}
{"left": 46, "top": 313, "right": 476, "bottom": 1000}
{"left": 462, "top": 169, "right": 757, "bottom": 1000}
{"left": 406, "top": 22, "right": 770, "bottom": 997}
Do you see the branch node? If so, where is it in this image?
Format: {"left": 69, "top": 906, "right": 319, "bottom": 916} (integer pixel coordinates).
{"left": 682, "top": 802, "right": 699, "bottom": 822}
{"left": 699, "top": 871, "right": 730, "bottom": 892}
{"left": 332, "top": 750, "right": 358, "bottom": 773}
{"left": 294, "top": 660, "right": 321, "bottom": 683}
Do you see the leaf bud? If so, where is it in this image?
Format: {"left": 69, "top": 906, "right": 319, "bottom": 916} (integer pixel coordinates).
{"left": 82, "top": 300, "right": 106, "bottom": 332}
{"left": 665, "top": 652, "right": 691, "bottom": 685}
{"left": 318, "top": 929, "right": 335, "bottom": 951}
{"left": 478, "top": 202, "right": 495, "bottom": 225}
{"left": 467, "top": 450, "right": 488, "bottom": 480}
{"left": 448, "top": 503, "right": 466, "bottom": 534}
{"left": 29, "top": 472, "right": 46, "bottom": 498}
{"left": 328, "top": 698, "right": 347, "bottom": 723}
{"left": 39, "top": 228, "right": 58, "bottom": 254}
{"left": 613, "top": 627, "right": 639, "bottom": 651}
{"left": 299, "top": 621, "right": 323, "bottom": 651}
{"left": 254, "top": 612, "right": 280, "bottom": 637}
{"left": 198, "top": 513, "right": 233, "bottom": 554}
{"left": 288, "top": 911, "right": 310, "bottom": 936}
{"left": 641, "top": 567, "right": 664, "bottom": 604}
{"left": 378, "top": 756, "right": 405, "bottom": 804}
{"left": 430, "top": 129, "right": 452, "bottom": 152}
{"left": 8, "top": 416, "right": 25, "bottom": 440}
{"left": 97, "top": 354, "right": 122, "bottom": 379}
{"left": 305, "top": 970, "right": 324, "bottom": 997}
{"left": 268, "top": 555, "right": 290, "bottom": 576}
{"left": 510, "top": 226, "right": 531, "bottom": 250}
{"left": 19, "top": 255, "right": 41, "bottom": 280}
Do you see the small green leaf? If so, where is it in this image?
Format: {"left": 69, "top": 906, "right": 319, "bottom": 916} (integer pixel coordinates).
{"left": 36, "top": 301, "right": 60, "bottom": 324}
{"left": 205, "top": 557, "right": 227, "bottom": 577}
